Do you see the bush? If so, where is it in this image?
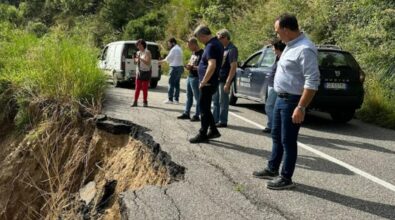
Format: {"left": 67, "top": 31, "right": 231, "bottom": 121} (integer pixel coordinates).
{"left": 123, "top": 11, "right": 167, "bottom": 41}
{"left": 357, "top": 70, "right": 395, "bottom": 129}
{"left": 0, "top": 26, "right": 107, "bottom": 128}
{"left": 26, "top": 21, "right": 48, "bottom": 37}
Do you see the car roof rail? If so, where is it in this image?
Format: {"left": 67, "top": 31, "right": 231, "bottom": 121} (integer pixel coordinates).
{"left": 316, "top": 44, "right": 342, "bottom": 50}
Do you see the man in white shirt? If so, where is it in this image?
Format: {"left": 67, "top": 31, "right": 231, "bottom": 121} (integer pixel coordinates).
{"left": 159, "top": 37, "right": 184, "bottom": 104}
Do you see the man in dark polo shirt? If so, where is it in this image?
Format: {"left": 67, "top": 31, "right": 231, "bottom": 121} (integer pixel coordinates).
{"left": 189, "top": 25, "right": 224, "bottom": 143}
{"left": 213, "top": 29, "right": 238, "bottom": 127}
{"left": 177, "top": 38, "right": 204, "bottom": 121}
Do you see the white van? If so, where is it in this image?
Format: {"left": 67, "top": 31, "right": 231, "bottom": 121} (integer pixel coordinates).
{"left": 98, "top": 40, "right": 162, "bottom": 88}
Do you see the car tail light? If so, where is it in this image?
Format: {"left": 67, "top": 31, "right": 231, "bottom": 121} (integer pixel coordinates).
{"left": 359, "top": 68, "right": 365, "bottom": 83}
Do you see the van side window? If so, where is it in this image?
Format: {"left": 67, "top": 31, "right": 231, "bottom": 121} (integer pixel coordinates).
{"left": 125, "top": 44, "right": 138, "bottom": 59}
{"left": 147, "top": 45, "right": 160, "bottom": 59}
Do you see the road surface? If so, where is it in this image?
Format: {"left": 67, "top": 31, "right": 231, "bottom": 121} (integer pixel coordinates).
{"left": 103, "top": 76, "right": 395, "bottom": 220}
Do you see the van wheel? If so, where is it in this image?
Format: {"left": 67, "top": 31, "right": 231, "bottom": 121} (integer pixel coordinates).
{"left": 113, "top": 73, "right": 120, "bottom": 87}
{"left": 330, "top": 109, "right": 355, "bottom": 123}
{"left": 229, "top": 84, "right": 238, "bottom": 105}
{"left": 150, "top": 79, "right": 158, "bottom": 88}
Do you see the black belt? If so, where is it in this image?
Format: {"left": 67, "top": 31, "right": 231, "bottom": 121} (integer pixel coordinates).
{"left": 277, "top": 93, "right": 302, "bottom": 98}
{"left": 277, "top": 93, "right": 291, "bottom": 98}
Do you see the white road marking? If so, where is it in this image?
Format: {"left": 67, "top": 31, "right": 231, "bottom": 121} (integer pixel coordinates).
{"left": 229, "top": 111, "right": 395, "bottom": 193}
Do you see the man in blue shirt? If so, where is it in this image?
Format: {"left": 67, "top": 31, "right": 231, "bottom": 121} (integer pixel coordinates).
{"left": 212, "top": 29, "right": 238, "bottom": 128}
{"left": 189, "top": 25, "right": 224, "bottom": 143}
{"left": 253, "top": 14, "right": 320, "bottom": 189}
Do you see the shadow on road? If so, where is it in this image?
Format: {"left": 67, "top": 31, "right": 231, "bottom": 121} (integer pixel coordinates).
{"left": 148, "top": 105, "right": 185, "bottom": 114}
{"left": 232, "top": 103, "right": 395, "bottom": 141}
{"left": 299, "top": 134, "right": 395, "bottom": 155}
{"left": 294, "top": 183, "right": 395, "bottom": 219}
{"left": 209, "top": 140, "right": 354, "bottom": 175}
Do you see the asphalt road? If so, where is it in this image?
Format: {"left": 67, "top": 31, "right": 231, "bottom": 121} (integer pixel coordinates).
{"left": 103, "top": 76, "right": 395, "bottom": 220}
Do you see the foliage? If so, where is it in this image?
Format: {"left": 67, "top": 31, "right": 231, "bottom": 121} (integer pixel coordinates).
{"left": 0, "top": 0, "right": 394, "bottom": 129}
{"left": 0, "top": 21, "right": 106, "bottom": 128}
{"left": 123, "top": 11, "right": 167, "bottom": 41}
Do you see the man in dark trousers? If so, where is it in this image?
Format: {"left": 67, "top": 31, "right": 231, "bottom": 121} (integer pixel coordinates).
{"left": 253, "top": 14, "right": 320, "bottom": 189}
{"left": 189, "top": 25, "right": 224, "bottom": 143}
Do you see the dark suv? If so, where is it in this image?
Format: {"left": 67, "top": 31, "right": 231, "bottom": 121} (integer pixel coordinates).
{"left": 230, "top": 45, "right": 365, "bottom": 122}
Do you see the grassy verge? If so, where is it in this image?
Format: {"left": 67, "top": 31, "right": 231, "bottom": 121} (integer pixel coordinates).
{"left": 357, "top": 67, "right": 395, "bottom": 129}
{"left": 0, "top": 23, "right": 106, "bottom": 128}
{"left": 0, "top": 21, "right": 107, "bottom": 219}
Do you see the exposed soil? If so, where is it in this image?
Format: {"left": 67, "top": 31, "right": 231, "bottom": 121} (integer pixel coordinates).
{"left": 0, "top": 116, "right": 184, "bottom": 220}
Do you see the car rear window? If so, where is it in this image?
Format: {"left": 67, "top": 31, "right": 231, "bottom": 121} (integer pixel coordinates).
{"left": 124, "top": 43, "right": 160, "bottom": 59}
{"left": 318, "top": 51, "right": 359, "bottom": 70}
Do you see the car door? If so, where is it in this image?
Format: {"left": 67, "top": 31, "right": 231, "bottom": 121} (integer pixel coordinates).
{"left": 236, "top": 51, "right": 263, "bottom": 96}
{"left": 250, "top": 47, "right": 276, "bottom": 100}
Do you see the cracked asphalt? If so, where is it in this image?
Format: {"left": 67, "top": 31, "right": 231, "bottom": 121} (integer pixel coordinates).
{"left": 103, "top": 76, "right": 395, "bottom": 220}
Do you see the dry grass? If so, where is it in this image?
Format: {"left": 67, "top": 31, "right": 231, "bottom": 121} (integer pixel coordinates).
{"left": 0, "top": 102, "right": 171, "bottom": 219}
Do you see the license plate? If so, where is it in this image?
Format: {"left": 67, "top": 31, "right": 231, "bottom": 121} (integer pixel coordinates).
{"left": 325, "top": 83, "right": 347, "bottom": 90}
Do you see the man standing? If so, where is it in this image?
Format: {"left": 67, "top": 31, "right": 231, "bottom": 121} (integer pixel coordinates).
{"left": 213, "top": 29, "right": 238, "bottom": 128}
{"left": 253, "top": 14, "right": 320, "bottom": 190}
{"left": 177, "top": 38, "right": 203, "bottom": 121}
{"left": 189, "top": 25, "right": 224, "bottom": 143}
{"left": 159, "top": 37, "right": 184, "bottom": 104}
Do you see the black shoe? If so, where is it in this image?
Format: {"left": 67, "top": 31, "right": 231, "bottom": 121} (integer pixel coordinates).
{"left": 131, "top": 101, "right": 137, "bottom": 107}
{"left": 252, "top": 168, "right": 279, "bottom": 179}
{"left": 190, "top": 115, "right": 200, "bottom": 122}
{"left": 207, "top": 129, "right": 221, "bottom": 139}
{"left": 189, "top": 133, "right": 209, "bottom": 143}
{"left": 262, "top": 127, "right": 271, "bottom": 133}
{"left": 143, "top": 101, "right": 148, "bottom": 107}
{"left": 216, "top": 123, "right": 227, "bottom": 128}
{"left": 177, "top": 114, "right": 190, "bottom": 119}
{"left": 267, "top": 176, "right": 295, "bottom": 190}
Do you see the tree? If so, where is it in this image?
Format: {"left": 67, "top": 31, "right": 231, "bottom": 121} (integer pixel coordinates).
{"left": 123, "top": 11, "right": 167, "bottom": 41}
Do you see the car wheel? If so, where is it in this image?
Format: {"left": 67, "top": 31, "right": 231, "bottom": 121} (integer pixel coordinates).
{"left": 113, "top": 73, "right": 120, "bottom": 87}
{"left": 150, "top": 79, "right": 158, "bottom": 88}
{"left": 330, "top": 109, "right": 355, "bottom": 123}
{"left": 229, "top": 84, "right": 238, "bottom": 105}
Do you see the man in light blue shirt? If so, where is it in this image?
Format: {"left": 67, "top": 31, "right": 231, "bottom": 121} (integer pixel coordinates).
{"left": 253, "top": 14, "right": 320, "bottom": 190}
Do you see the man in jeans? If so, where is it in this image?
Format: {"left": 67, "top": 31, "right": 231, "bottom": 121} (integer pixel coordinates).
{"left": 159, "top": 37, "right": 184, "bottom": 104}
{"left": 262, "top": 39, "right": 286, "bottom": 133}
{"left": 253, "top": 14, "right": 320, "bottom": 189}
{"left": 189, "top": 25, "right": 224, "bottom": 143}
{"left": 213, "top": 29, "right": 238, "bottom": 128}
{"left": 177, "top": 38, "right": 203, "bottom": 121}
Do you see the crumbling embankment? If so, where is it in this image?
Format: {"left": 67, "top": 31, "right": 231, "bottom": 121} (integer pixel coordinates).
{"left": 0, "top": 107, "right": 185, "bottom": 219}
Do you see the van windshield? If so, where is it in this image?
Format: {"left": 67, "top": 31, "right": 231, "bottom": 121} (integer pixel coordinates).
{"left": 124, "top": 43, "right": 160, "bottom": 60}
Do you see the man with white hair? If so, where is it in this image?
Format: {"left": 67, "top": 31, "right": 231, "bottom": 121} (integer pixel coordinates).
{"left": 213, "top": 29, "right": 238, "bottom": 128}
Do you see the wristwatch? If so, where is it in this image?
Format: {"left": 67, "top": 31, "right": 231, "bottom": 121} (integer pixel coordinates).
{"left": 297, "top": 105, "right": 306, "bottom": 113}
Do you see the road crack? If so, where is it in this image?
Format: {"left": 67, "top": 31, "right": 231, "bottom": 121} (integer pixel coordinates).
{"left": 205, "top": 160, "right": 293, "bottom": 220}
{"left": 164, "top": 188, "right": 181, "bottom": 220}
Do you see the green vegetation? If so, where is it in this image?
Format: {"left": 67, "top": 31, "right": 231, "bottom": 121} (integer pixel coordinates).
{"left": 0, "top": 1, "right": 394, "bottom": 129}
{"left": 0, "top": 10, "right": 106, "bottom": 129}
